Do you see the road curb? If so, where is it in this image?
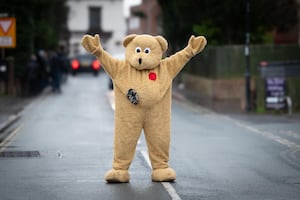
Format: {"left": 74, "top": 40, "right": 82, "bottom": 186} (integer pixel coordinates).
{"left": 0, "top": 113, "right": 22, "bottom": 144}
{"left": 172, "top": 88, "right": 215, "bottom": 114}
{"left": 172, "top": 89, "right": 188, "bottom": 102}
{"left": 0, "top": 86, "right": 53, "bottom": 137}
{"left": 0, "top": 113, "right": 21, "bottom": 133}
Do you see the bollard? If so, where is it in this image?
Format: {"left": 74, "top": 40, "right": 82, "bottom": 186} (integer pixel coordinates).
{"left": 285, "top": 96, "right": 292, "bottom": 116}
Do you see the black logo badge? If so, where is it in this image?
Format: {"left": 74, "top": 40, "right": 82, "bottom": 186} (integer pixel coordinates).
{"left": 127, "top": 89, "right": 139, "bottom": 105}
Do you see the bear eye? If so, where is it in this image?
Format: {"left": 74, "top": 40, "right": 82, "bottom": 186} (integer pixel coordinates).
{"left": 135, "top": 47, "right": 141, "bottom": 53}
{"left": 144, "top": 48, "right": 151, "bottom": 54}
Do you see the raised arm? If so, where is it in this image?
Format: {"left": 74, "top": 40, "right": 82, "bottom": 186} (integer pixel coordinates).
{"left": 162, "top": 35, "right": 207, "bottom": 79}
{"left": 81, "top": 34, "right": 123, "bottom": 78}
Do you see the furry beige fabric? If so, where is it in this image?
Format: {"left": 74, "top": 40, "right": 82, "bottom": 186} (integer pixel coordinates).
{"left": 81, "top": 34, "right": 206, "bottom": 183}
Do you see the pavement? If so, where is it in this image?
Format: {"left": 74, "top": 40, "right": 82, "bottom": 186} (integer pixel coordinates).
{"left": 172, "top": 84, "right": 300, "bottom": 123}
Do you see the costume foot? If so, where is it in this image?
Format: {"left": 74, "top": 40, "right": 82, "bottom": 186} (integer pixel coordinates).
{"left": 104, "top": 169, "right": 130, "bottom": 183}
{"left": 152, "top": 168, "right": 176, "bottom": 182}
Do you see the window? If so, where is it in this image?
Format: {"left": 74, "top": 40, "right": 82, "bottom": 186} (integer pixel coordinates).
{"left": 89, "top": 7, "right": 101, "bottom": 30}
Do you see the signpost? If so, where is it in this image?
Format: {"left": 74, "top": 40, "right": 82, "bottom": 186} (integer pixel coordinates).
{"left": 265, "top": 77, "right": 286, "bottom": 109}
{"left": 244, "top": 0, "right": 251, "bottom": 111}
{"left": 259, "top": 61, "right": 300, "bottom": 113}
{"left": 0, "top": 17, "right": 16, "bottom": 48}
{"left": 0, "top": 17, "right": 16, "bottom": 94}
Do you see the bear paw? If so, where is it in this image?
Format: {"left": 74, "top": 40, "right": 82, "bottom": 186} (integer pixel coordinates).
{"left": 104, "top": 169, "right": 130, "bottom": 183}
{"left": 152, "top": 168, "right": 176, "bottom": 182}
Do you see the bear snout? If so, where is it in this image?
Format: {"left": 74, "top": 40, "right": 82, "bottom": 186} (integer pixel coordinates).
{"left": 138, "top": 58, "right": 142, "bottom": 65}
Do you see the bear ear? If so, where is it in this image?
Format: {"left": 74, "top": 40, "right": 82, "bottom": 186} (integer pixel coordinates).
{"left": 155, "top": 36, "right": 168, "bottom": 53}
{"left": 123, "top": 34, "right": 137, "bottom": 47}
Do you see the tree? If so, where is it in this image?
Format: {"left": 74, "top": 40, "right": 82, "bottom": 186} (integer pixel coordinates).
{"left": 0, "top": 0, "right": 69, "bottom": 77}
{"left": 158, "top": 0, "right": 299, "bottom": 50}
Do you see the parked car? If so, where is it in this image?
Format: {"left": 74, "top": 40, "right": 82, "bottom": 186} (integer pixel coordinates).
{"left": 70, "top": 54, "right": 101, "bottom": 76}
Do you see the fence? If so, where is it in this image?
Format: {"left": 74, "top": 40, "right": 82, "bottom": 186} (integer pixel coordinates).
{"left": 181, "top": 44, "right": 300, "bottom": 112}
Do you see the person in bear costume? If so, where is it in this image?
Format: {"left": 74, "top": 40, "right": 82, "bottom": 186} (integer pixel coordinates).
{"left": 81, "top": 33, "right": 207, "bottom": 183}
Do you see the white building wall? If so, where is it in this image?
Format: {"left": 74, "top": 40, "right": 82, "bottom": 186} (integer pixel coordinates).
{"left": 67, "top": 0, "right": 126, "bottom": 57}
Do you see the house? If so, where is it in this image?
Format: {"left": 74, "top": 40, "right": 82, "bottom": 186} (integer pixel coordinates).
{"left": 127, "top": 0, "right": 161, "bottom": 35}
{"left": 67, "top": 0, "right": 126, "bottom": 58}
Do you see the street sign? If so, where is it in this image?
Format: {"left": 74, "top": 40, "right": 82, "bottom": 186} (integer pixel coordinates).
{"left": 265, "top": 77, "right": 286, "bottom": 109}
{"left": 0, "top": 18, "right": 16, "bottom": 48}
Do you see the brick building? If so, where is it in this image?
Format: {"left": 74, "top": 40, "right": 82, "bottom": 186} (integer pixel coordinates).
{"left": 127, "top": 0, "right": 162, "bottom": 35}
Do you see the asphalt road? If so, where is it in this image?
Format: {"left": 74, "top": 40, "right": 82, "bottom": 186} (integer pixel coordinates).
{"left": 0, "top": 72, "right": 299, "bottom": 200}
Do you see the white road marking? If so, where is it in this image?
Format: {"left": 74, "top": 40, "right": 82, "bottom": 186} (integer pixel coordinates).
{"left": 140, "top": 150, "right": 151, "bottom": 167}
{"left": 192, "top": 100, "right": 300, "bottom": 150}
{"left": 140, "top": 150, "right": 182, "bottom": 200}
{"left": 223, "top": 116, "right": 300, "bottom": 149}
{"left": 107, "top": 91, "right": 115, "bottom": 111}
{"left": 177, "top": 99, "right": 300, "bottom": 149}
{"left": 279, "top": 130, "right": 300, "bottom": 140}
{"left": 161, "top": 182, "right": 182, "bottom": 200}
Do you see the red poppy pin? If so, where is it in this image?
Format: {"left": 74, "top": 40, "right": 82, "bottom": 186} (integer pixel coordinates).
{"left": 148, "top": 72, "right": 157, "bottom": 81}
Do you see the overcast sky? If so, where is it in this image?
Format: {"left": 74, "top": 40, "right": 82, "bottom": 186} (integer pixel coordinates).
{"left": 123, "top": 0, "right": 141, "bottom": 17}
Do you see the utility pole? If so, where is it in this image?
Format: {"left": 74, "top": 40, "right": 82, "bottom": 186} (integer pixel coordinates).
{"left": 245, "top": 0, "right": 251, "bottom": 111}
{"left": 298, "top": 0, "right": 300, "bottom": 45}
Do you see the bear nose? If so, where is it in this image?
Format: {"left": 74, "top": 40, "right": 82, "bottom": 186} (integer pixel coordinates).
{"left": 138, "top": 58, "right": 142, "bottom": 65}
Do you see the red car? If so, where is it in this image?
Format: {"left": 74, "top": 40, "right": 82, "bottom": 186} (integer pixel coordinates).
{"left": 70, "top": 54, "right": 101, "bottom": 76}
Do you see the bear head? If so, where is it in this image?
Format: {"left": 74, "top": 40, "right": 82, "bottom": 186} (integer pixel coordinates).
{"left": 123, "top": 34, "right": 168, "bottom": 70}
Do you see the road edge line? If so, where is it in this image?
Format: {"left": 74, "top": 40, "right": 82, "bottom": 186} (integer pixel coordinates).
{"left": 140, "top": 150, "right": 182, "bottom": 200}
{"left": 175, "top": 96, "right": 300, "bottom": 150}
{"left": 0, "top": 114, "right": 21, "bottom": 133}
{"left": 223, "top": 116, "right": 300, "bottom": 149}
{"left": 0, "top": 123, "right": 24, "bottom": 152}
{"left": 106, "top": 91, "right": 115, "bottom": 111}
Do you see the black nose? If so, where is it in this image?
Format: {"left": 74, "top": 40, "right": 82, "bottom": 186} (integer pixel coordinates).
{"left": 138, "top": 58, "right": 142, "bottom": 65}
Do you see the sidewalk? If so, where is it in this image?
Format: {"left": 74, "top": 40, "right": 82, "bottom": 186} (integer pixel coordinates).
{"left": 172, "top": 84, "right": 243, "bottom": 113}
{"left": 172, "top": 84, "right": 300, "bottom": 123}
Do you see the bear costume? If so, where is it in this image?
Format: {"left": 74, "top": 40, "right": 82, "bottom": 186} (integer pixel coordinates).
{"left": 81, "top": 34, "right": 207, "bottom": 183}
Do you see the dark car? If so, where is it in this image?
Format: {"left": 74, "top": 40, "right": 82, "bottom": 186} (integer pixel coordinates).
{"left": 70, "top": 54, "right": 101, "bottom": 76}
